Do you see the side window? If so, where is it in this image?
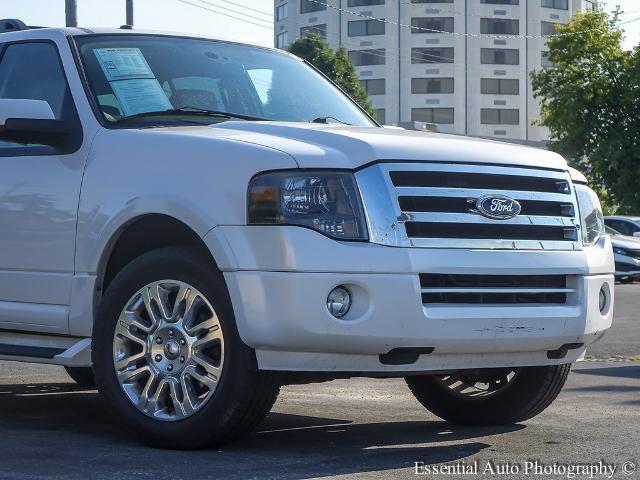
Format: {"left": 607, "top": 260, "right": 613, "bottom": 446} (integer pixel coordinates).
{"left": 0, "top": 42, "right": 77, "bottom": 151}
{"left": 608, "top": 220, "right": 631, "bottom": 236}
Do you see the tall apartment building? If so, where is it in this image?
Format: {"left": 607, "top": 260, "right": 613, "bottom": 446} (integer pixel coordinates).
{"left": 274, "top": 0, "right": 597, "bottom": 146}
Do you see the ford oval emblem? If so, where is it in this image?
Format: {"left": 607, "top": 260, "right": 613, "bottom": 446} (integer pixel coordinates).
{"left": 475, "top": 195, "right": 521, "bottom": 220}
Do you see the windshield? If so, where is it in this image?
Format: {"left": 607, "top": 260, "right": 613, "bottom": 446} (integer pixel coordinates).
{"left": 74, "top": 34, "right": 375, "bottom": 127}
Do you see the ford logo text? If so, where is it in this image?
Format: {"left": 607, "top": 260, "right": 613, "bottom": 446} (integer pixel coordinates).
{"left": 475, "top": 195, "right": 522, "bottom": 220}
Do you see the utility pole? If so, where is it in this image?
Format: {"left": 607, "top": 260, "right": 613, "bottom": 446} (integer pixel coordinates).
{"left": 126, "top": 0, "right": 134, "bottom": 26}
{"left": 65, "top": 0, "right": 78, "bottom": 27}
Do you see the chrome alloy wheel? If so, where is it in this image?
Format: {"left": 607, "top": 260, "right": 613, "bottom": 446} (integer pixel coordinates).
{"left": 113, "top": 280, "right": 224, "bottom": 421}
{"left": 436, "top": 368, "right": 520, "bottom": 399}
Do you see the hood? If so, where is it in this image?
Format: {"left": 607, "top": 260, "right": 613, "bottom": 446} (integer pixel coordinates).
{"left": 611, "top": 234, "right": 640, "bottom": 250}
{"left": 156, "top": 122, "right": 568, "bottom": 171}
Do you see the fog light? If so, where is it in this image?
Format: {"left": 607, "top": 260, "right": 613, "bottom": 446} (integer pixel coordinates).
{"left": 598, "top": 286, "right": 607, "bottom": 314}
{"left": 327, "top": 286, "right": 351, "bottom": 318}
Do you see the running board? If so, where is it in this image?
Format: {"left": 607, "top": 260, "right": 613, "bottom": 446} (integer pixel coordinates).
{"left": 0, "top": 330, "right": 91, "bottom": 367}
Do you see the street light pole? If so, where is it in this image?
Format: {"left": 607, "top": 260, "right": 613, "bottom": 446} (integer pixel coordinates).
{"left": 65, "top": 0, "right": 78, "bottom": 27}
{"left": 126, "top": 0, "right": 134, "bottom": 26}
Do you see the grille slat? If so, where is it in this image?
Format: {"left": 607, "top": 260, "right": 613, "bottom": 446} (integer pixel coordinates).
{"left": 395, "top": 187, "right": 572, "bottom": 203}
{"left": 391, "top": 171, "right": 571, "bottom": 194}
{"left": 405, "top": 222, "right": 578, "bottom": 241}
{"left": 399, "top": 196, "right": 575, "bottom": 217}
{"left": 419, "top": 274, "right": 571, "bottom": 305}
{"left": 405, "top": 212, "right": 576, "bottom": 227}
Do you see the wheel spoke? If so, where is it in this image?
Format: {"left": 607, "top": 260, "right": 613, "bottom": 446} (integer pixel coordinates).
{"left": 117, "top": 364, "right": 152, "bottom": 383}
{"left": 115, "top": 320, "right": 147, "bottom": 348}
{"left": 191, "top": 354, "right": 222, "bottom": 382}
{"left": 137, "top": 371, "right": 160, "bottom": 413}
{"left": 115, "top": 351, "right": 146, "bottom": 371}
{"left": 174, "top": 286, "right": 198, "bottom": 323}
{"left": 142, "top": 283, "right": 170, "bottom": 325}
{"left": 169, "top": 377, "right": 195, "bottom": 419}
{"left": 192, "top": 325, "right": 223, "bottom": 350}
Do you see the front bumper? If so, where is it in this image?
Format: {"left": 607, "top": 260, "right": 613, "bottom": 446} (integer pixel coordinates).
{"left": 207, "top": 226, "right": 615, "bottom": 373}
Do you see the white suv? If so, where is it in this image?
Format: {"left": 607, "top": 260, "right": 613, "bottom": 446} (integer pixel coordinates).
{"left": 0, "top": 22, "right": 614, "bottom": 449}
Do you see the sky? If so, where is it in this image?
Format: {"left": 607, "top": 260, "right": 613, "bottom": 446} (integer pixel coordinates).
{"left": 0, "top": 0, "right": 638, "bottom": 50}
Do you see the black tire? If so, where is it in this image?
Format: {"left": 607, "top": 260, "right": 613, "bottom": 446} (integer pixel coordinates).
{"left": 406, "top": 364, "right": 571, "bottom": 425}
{"left": 92, "top": 246, "right": 280, "bottom": 449}
{"left": 64, "top": 366, "right": 96, "bottom": 388}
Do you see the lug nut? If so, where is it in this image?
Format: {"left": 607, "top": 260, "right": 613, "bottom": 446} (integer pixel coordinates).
{"left": 180, "top": 339, "right": 186, "bottom": 346}
{"left": 155, "top": 337, "right": 163, "bottom": 345}
{"left": 168, "top": 329, "right": 174, "bottom": 336}
{"left": 154, "top": 354, "right": 162, "bottom": 362}
{"left": 180, "top": 356, "right": 185, "bottom": 363}
{"left": 167, "top": 364, "right": 174, "bottom": 372}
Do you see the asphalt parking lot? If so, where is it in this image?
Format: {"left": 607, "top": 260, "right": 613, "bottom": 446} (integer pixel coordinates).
{"left": 0, "top": 285, "right": 638, "bottom": 480}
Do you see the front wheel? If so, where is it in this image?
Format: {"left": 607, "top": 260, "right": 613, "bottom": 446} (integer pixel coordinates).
{"left": 92, "top": 246, "right": 280, "bottom": 449}
{"left": 406, "top": 364, "right": 571, "bottom": 425}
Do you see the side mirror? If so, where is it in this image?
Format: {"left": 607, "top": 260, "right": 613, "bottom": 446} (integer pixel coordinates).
{"left": 0, "top": 99, "right": 71, "bottom": 146}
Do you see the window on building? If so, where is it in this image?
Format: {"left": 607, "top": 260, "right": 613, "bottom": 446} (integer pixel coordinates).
{"left": 541, "top": 51, "right": 554, "bottom": 67}
{"left": 411, "top": 47, "right": 454, "bottom": 64}
{"left": 348, "top": 19, "right": 386, "bottom": 36}
{"left": 481, "top": 78, "right": 519, "bottom": 95}
{"left": 375, "top": 108, "right": 386, "bottom": 124}
{"left": 481, "top": 108, "right": 519, "bottom": 125}
{"left": 541, "top": 0, "right": 568, "bottom": 10}
{"left": 412, "top": 77, "right": 455, "bottom": 94}
{"left": 481, "top": 48, "right": 519, "bottom": 65}
{"left": 480, "top": 0, "right": 519, "bottom": 4}
{"left": 348, "top": 0, "right": 385, "bottom": 6}
{"left": 348, "top": 49, "right": 386, "bottom": 66}
{"left": 412, "top": 108, "right": 455, "bottom": 124}
{"left": 541, "top": 21, "right": 560, "bottom": 36}
{"left": 300, "top": 0, "right": 326, "bottom": 14}
{"left": 276, "top": 3, "right": 288, "bottom": 21}
{"left": 300, "top": 24, "right": 327, "bottom": 38}
{"left": 360, "top": 79, "right": 386, "bottom": 95}
{"left": 583, "top": 0, "right": 598, "bottom": 11}
{"left": 481, "top": 19, "right": 519, "bottom": 35}
{"left": 411, "top": 17, "right": 454, "bottom": 34}
{"left": 276, "top": 32, "right": 288, "bottom": 49}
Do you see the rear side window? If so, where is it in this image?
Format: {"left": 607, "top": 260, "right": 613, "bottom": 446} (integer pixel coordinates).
{"left": 0, "top": 42, "right": 80, "bottom": 153}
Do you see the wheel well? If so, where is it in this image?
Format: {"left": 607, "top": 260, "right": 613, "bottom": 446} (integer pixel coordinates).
{"left": 99, "top": 215, "right": 214, "bottom": 296}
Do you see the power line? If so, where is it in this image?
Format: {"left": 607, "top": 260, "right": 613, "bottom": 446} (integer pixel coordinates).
{"left": 198, "top": 0, "right": 273, "bottom": 17}
{"left": 174, "top": 0, "right": 272, "bottom": 30}
{"left": 191, "top": 0, "right": 272, "bottom": 24}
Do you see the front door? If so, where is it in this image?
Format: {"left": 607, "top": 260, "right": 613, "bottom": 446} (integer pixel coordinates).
{"left": 0, "top": 41, "right": 85, "bottom": 333}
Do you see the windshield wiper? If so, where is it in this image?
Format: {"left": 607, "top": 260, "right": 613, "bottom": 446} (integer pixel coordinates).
{"left": 311, "top": 116, "right": 352, "bottom": 126}
{"left": 116, "top": 107, "right": 269, "bottom": 123}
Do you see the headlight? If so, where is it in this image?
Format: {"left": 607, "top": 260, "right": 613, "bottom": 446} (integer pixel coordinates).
{"left": 574, "top": 184, "right": 605, "bottom": 246}
{"left": 613, "top": 247, "right": 627, "bottom": 256}
{"left": 248, "top": 170, "right": 368, "bottom": 241}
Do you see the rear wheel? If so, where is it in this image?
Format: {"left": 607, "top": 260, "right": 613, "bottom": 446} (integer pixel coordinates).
{"left": 406, "top": 364, "right": 571, "bottom": 425}
{"left": 64, "top": 367, "right": 96, "bottom": 387}
{"left": 92, "top": 246, "right": 279, "bottom": 449}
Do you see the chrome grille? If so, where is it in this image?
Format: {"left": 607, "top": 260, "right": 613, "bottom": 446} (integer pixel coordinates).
{"left": 356, "top": 163, "right": 581, "bottom": 251}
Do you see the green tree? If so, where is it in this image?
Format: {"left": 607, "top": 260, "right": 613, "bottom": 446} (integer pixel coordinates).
{"left": 288, "top": 34, "right": 378, "bottom": 119}
{"left": 531, "top": 10, "right": 640, "bottom": 214}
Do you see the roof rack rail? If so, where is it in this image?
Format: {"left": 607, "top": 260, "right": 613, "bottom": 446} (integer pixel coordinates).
{"left": 1, "top": 19, "right": 29, "bottom": 33}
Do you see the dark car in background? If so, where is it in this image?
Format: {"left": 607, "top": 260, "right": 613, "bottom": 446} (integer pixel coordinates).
{"left": 607, "top": 226, "right": 640, "bottom": 283}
